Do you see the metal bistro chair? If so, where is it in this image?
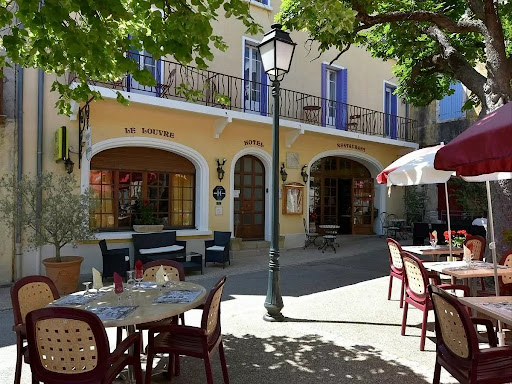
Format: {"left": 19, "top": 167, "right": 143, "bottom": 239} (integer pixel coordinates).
{"left": 10, "top": 276, "right": 60, "bottom": 384}
{"left": 145, "top": 276, "right": 228, "bottom": 384}
{"left": 26, "top": 307, "right": 143, "bottom": 384}
{"left": 429, "top": 284, "right": 512, "bottom": 384}
{"left": 303, "top": 218, "right": 321, "bottom": 249}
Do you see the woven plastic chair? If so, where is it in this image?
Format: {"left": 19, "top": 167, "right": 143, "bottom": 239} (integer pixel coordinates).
{"left": 429, "top": 285, "right": 512, "bottom": 384}
{"left": 10, "top": 275, "right": 60, "bottom": 384}
{"left": 401, "top": 252, "right": 470, "bottom": 351}
{"left": 26, "top": 307, "right": 143, "bottom": 384}
{"left": 478, "top": 249, "right": 512, "bottom": 296}
{"left": 386, "top": 238, "right": 405, "bottom": 308}
{"left": 145, "top": 276, "right": 228, "bottom": 384}
{"left": 118, "top": 260, "right": 187, "bottom": 351}
{"left": 462, "top": 235, "right": 487, "bottom": 289}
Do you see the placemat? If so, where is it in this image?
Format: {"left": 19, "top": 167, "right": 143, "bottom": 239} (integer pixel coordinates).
{"left": 481, "top": 301, "right": 512, "bottom": 317}
{"left": 52, "top": 291, "right": 107, "bottom": 306}
{"left": 87, "top": 305, "right": 138, "bottom": 321}
{"left": 154, "top": 290, "right": 202, "bottom": 304}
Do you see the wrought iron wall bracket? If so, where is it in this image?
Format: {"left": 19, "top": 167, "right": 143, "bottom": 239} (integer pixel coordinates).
{"left": 78, "top": 98, "right": 94, "bottom": 169}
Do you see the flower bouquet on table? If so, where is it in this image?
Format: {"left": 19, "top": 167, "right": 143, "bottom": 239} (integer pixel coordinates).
{"left": 444, "top": 230, "right": 470, "bottom": 248}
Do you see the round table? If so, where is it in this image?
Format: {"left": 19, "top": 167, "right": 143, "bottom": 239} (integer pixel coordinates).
{"left": 51, "top": 281, "right": 207, "bottom": 328}
{"left": 318, "top": 224, "right": 340, "bottom": 253}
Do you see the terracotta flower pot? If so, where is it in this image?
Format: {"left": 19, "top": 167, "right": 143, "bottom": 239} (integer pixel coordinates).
{"left": 42, "top": 256, "right": 84, "bottom": 295}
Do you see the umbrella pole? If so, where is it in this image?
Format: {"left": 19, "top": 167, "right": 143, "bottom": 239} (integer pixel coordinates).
{"left": 444, "top": 183, "right": 453, "bottom": 260}
{"left": 486, "top": 180, "right": 504, "bottom": 344}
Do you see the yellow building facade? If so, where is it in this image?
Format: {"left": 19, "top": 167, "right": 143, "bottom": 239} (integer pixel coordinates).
{"left": 8, "top": 0, "right": 418, "bottom": 281}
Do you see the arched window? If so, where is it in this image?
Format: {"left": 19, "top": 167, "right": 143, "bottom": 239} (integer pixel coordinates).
{"left": 89, "top": 147, "right": 195, "bottom": 230}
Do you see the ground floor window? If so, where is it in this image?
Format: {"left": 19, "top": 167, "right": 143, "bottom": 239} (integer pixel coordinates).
{"left": 89, "top": 147, "right": 195, "bottom": 230}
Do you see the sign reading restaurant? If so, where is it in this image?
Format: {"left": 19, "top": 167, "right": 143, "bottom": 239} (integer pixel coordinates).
{"left": 124, "top": 127, "right": 175, "bottom": 139}
{"left": 337, "top": 142, "right": 366, "bottom": 152}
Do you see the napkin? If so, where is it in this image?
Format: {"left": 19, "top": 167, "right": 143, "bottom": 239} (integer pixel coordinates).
{"left": 155, "top": 266, "right": 166, "bottom": 286}
{"left": 135, "top": 260, "right": 143, "bottom": 280}
{"left": 463, "top": 244, "right": 472, "bottom": 261}
{"left": 429, "top": 232, "right": 435, "bottom": 241}
{"left": 432, "top": 230, "right": 437, "bottom": 242}
{"left": 92, "top": 267, "right": 103, "bottom": 290}
{"left": 114, "top": 272, "right": 124, "bottom": 294}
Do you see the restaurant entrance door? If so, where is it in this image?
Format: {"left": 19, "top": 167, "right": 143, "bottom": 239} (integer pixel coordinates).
{"left": 310, "top": 157, "right": 374, "bottom": 235}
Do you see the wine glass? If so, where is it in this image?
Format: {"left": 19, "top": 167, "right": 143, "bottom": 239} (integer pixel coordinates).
{"left": 135, "top": 269, "right": 143, "bottom": 289}
{"left": 126, "top": 270, "right": 135, "bottom": 290}
{"left": 430, "top": 240, "right": 437, "bottom": 249}
{"left": 83, "top": 281, "right": 92, "bottom": 296}
{"left": 114, "top": 281, "right": 124, "bottom": 304}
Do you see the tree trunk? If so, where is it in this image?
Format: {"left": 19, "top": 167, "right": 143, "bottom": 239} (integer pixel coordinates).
{"left": 55, "top": 245, "right": 61, "bottom": 263}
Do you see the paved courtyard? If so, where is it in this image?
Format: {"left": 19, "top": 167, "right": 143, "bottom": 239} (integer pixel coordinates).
{"left": 0, "top": 236, "right": 457, "bottom": 383}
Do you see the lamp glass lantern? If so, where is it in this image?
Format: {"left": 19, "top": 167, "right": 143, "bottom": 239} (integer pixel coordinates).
{"left": 257, "top": 24, "right": 296, "bottom": 81}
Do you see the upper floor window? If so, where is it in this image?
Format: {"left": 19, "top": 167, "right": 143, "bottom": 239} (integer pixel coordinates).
{"left": 438, "top": 82, "right": 465, "bottom": 122}
{"left": 243, "top": 41, "right": 267, "bottom": 116}
{"left": 251, "top": 0, "right": 269, "bottom": 5}
{"left": 384, "top": 82, "right": 398, "bottom": 139}
{"left": 89, "top": 147, "right": 195, "bottom": 231}
{"left": 321, "top": 64, "right": 347, "bottom": 130}
{"left": 128, "top": 49, "right": 162, "bottom": 96}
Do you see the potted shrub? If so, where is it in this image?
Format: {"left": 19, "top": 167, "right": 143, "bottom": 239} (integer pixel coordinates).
{"left": 0, "top": 173, "right": 95, "bottom": 294}
{"left": 132, "top": 197, "right": 164, "bottom": 232}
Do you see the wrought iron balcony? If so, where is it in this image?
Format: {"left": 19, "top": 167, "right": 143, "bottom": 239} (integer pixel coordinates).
{"left": 73, "top": 55, "right": 417, "bottom": 142}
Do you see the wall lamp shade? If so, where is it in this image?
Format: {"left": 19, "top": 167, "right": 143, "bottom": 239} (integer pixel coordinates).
{"left": 257, "top": 24, "right": 296, "bottom": 82}
{"left": 301, "top": 165, "right": 309, "bottom": 183}
{"left": 64, "top": 158, "right": 74, "bottom": 174}
{"left": 280, "top": 162, "right": 288, "bottom": 182}
{"left": 216, "top": 158, "right": 226, "bottom": 182}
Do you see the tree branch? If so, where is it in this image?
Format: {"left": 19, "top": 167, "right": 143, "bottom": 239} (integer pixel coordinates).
{"left": 425, "top": 25, "right": 487, "bottom": 101}
{"left": 350, "top": 1, "right": 484, "bottom": 34}
{"left": 330, "top": 43, "right": 352, "bottom": 65}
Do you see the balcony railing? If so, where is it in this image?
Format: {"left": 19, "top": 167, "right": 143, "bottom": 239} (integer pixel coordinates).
{"left": 72, "top": 56, "right": 417, "bottom": 142}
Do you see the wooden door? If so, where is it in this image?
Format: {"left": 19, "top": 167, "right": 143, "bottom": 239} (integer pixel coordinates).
{"left": 234, "top": 156, "right": 265, "bottom": 240}
{"left": 352, "top": 178, "right": 374, "bottom": 234}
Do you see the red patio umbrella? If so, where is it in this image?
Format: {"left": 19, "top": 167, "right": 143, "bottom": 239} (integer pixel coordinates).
{"left": 434, "top": 102, "right": 512, "bottom": 176}
{"left": 435, "top": 102, "right": 512, "bottom": 345}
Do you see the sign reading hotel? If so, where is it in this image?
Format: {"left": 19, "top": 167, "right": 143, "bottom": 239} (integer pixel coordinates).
{"left": 244, "top": 139, "right": 264, "bottom": 147}
{"left": 124, "top": 127, "right": 175, "bottom": 139}
{"left": 337, "top": 143, "right": 366, "bottom": 152}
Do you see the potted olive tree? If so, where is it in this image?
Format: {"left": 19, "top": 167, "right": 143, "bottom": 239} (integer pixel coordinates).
{"left": 0, "top": 173, "right": 95, "bottom": 294}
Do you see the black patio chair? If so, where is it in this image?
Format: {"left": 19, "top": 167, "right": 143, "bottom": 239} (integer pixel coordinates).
{"left": 99, "top": 240, "right": 130, "bottom": 280}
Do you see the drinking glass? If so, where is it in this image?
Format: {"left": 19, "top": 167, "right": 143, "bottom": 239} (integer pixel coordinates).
{"left": 126, "top": 270, "right": 135, "bottom": 290}
{"left": 83, "top": 281, "right": 92, "bottom": 296}
{"left": 135, "top": 269, "right": 143, "bottom": 289}
{"left": 430, "top": 240, "right": 437, "bottom": 249}
{"left": 114, "top": 281, "right": 124, "bottom": 304}
{"left": 466, "top": 253, "right": 474, "bottom": 268}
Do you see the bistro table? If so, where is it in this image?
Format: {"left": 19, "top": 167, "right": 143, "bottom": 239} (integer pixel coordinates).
{"left": 318, "top": 224, "right": 340, "bottom": 253}
{"left": 423, "top": 261, "right": 512, "bottom": 296}
{"left": 49, "top": 281, "right": 207, "bottom": 381}
{"left": 402, "top": 245, "right": 464, "bottom": 261}
{"left": 459, "top": 296, "right": 512, "bottom": 346}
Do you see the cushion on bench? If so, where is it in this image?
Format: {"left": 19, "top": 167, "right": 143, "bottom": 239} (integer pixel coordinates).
{"left": 139, "top": 245, "right": 185, "bottom": 255}
{"left": 206, "top": 245, "right": 225, "bottom": 251}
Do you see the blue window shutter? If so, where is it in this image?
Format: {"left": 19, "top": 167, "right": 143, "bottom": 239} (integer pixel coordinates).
{"left": 260, "top": 65, "right": 267, "bottom": 116}
{"left": 155, "top": 59, "right": 162, "bottom": 96}
{"left": 321, "top": 63, "right": 327, "bottom": 126}
{"left": 390, "top": 92, "right": 397, "bottom": 139}
{"left": 335, "top": 68, "right": 347, "bottom": 130}
{"left": 127, "top": 49, "right": 139, "bottom": 92}
{"left": 439, "top": 82, "right": 464, "bottom": 121}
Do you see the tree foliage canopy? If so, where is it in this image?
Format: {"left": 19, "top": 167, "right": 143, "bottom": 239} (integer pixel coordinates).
{"left": 0, "top": 0, "right": 261, "bottom": 113}
{"left": 278, "top": 0, "right": 512, "bottom": 114}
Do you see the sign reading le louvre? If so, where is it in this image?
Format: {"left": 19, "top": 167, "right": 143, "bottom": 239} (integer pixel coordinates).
{"left": 337, "top": 143, "right": 366, "bottom": 152}
{"left": 124, "top": 127, "right": 175, "bottom": 139}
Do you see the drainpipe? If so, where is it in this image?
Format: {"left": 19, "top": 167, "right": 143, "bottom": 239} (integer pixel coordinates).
{"left": 35, "top": 70, "right": 44, "bottom": 275}
{"left": 14, "top": 64, "right": 23, "bottom": 281}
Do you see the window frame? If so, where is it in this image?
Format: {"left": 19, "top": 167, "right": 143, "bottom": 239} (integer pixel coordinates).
{"left": 90, "top": 168, "right": 196, "bottom": 231}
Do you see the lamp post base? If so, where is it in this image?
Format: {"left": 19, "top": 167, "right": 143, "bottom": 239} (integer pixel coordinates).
{"left": 263, "top": 312, "right": 285, "bottom": 322}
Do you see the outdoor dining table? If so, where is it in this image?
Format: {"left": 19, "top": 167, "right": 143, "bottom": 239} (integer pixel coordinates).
{"left": 48, "top": 281, "right": 207, "bottom": 381}
{"left": 459, "top": 296, "right": 512, "bottom": 346}
{"left": 423, "top": 261, "right": 512, "bottom": 296}
{"left": 402, "top": 245, "right": 464, "bottom": 261}
{"left": 318, "top": 224, "right": 340, "bottom": 252}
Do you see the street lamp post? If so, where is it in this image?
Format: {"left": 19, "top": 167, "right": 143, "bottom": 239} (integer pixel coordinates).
{"left": 258, "top": 23, "right": 296, "bottom": 322}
